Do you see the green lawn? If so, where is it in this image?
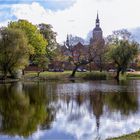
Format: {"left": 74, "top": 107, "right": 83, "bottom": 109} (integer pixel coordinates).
{"left": 23, "top": 70, "right": 107, "bottom": 81}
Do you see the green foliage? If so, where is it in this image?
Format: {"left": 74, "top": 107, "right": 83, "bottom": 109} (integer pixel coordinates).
{"left": 81, "top": 71, "right": 107, "bottom": 80}
{"left": 0, "top": 27, "right": 30, "bottom": 78}
{"left": 8, "top": 20, "right": 47, "bottom": 57}
{"left": 38, "top": 23, "right": 57, "bottom": 59}
{"left": 108, "top": 40, "right": 138, "bottom": 69}
{"left": 33, "top": 55, "right": 49, "bottom": 69}
{"left": 106, "top": 29, "right": 139, "bottom": 80}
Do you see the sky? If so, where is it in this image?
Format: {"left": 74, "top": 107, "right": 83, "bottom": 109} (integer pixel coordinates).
{"left": 0, "top": 0, "right": 140, "bottom": 43}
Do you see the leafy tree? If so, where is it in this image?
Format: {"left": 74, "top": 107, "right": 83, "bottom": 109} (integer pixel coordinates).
{"left": 0, "top": 27, "right": 30, "bottom": 79}
{"left": 106, "top": 30, "right": 139, "bottom": 80}
{"left": 38, "top": 23, "right": 57, "bottom": 60}
{"left": 8, "top": 20, "right": 47, "bottom": 60}
{"left": 65, "top": 35, "right": 103, "bottom": 77}
{"left": 33, "top": 54, "right": 49, "bottom": 77}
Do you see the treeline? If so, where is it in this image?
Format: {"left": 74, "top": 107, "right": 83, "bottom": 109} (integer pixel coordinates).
{"left": 0, "top": 19, "right": 139, "bottom": 81}
{"left": 0, "top": 20, "right": 57, "bottom": 79}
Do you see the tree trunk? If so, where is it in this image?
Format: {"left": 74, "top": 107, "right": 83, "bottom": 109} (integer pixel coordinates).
{"left": 2, "top": 72, "right": 8, "bottom": 80}
{"left": 22, "top": 69, "right": 25, "bottom": 75}
{"left": 89, "top": 62, "right": 92, "bottom": 72}
{"left": 37, "top": 71, "right": 41, "bottom": 77}
{"left": 70, "top": 66, "right": 79, "bottom": 77}
{"left": 115, "top": 67, "right": 121, "bottom": 81}
{"left": 100, "top": 66, "right": 103, "bottom": 72}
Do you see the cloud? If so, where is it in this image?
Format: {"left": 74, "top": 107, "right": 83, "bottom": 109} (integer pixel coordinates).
{"left": 0, "top": 0, "right": 76, "bottom": 10}
{"left": 1, "top": 0, "right": 140, "bottom": 43}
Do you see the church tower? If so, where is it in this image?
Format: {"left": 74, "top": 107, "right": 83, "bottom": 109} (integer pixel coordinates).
{"left": 92, "top": 13, "right": 103, "bottom": 42}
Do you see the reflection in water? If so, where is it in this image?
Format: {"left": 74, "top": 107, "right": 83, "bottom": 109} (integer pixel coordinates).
{"left": 0, "top": 82, "right": 55, "bottom": 138}
{"left": 0, "top": 80, "right": 139, "bottom": 140}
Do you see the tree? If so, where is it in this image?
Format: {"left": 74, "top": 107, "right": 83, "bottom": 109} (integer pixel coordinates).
{"left": 33, "top": 55, "right": 49, "bottom": 77}
{"left": 8, "top": 20, "right": 47, "bottom": 60}
{"left": 0, "top": 27, "right": 30, "bottom": 79}
{"left": 67, "top": 34, "right": 85, "bottom": 46}
{"left": 106, "top": 30, "right": 139, "bottom": 80}
{"left": 89, "top": 38, "right": 106, "bottom": 72}
{"left": 65, "top": 34, "right": 102, "bottom": 77}
{"left": 38, "top": 23, "right": 57, "bottom": 60}
{"left": 65, "top": 36, "right": 104, "bottom": 77}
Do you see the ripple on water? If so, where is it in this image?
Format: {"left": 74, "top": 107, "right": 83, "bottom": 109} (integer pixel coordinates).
{"left": 56, "top": 81, "right": 133, "bottom": 95}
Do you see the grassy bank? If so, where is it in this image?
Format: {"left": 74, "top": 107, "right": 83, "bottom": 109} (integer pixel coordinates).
{"left": 126, "top": 72, "right": 140, "bottom": 79}
{"left": 23, "top": 71, "right": 107, "bottom": 81}
{"left": 107, "top": 130, "right": 140, "bottom": 140}
{"left": 1, "top": 70, "right": 140, "bottom": 82}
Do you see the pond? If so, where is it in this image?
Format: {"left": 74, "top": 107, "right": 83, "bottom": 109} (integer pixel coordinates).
{"left": 0, "top": 80, "right": 140, "bottom": 140}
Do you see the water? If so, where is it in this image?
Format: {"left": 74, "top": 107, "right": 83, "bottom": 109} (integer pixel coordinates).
{"left": 0, "top": 80, "right": 140, "bottom": 140}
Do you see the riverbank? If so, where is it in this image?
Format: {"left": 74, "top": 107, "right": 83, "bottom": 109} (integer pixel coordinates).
{"left": 107, "top": 130, "right": 140, "bottom": 140}
{"left": 1, "top": 70, "right": 140, "bottom": 82}
{"left": 23, "top": 71, "right": 107, "bottom": 81}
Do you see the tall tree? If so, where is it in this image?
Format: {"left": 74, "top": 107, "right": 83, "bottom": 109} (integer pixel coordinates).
{"left": 0, "top": 27, "right": 30, "bottom": 79}
{"left": 38, "top": 23, "right": 57, "bottom": 60}
{"left": 106, "top": 30, "right": 139, "bottom": 80}
{"left": 8, "top": 20, "right": 47, "bottom": 60}
{"left": 65, "top": 35, "right": 98, "bottom": 77}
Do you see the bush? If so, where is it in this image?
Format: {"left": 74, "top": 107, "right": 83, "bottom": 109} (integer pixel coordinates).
{"left": 82, "top": 72, "right": 107, "bottom": 80}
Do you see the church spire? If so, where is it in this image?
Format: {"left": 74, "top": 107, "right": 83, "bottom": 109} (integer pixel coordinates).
{"left": 96, "top": 12, "right": 100, "bottom": 27}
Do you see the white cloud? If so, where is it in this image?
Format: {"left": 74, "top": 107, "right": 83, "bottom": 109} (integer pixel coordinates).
{"left": 8, "top": 0, "right": 140, "bottom": 42}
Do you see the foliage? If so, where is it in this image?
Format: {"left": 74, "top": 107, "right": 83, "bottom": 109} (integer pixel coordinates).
{"left": 38, "top": 23, "right": 57, "bottom": 59}
{"left": 80, "top": 71, "right": 107, "bottom": 80}
{"left": 106, "top": 29, "right": 139, "bottom": 80}
{"left": 8, "top": 20, "right": 47, "bottom": 59}
{"left": 33, "top": 54, "right": 49, "bottom": 77}
{"left": 0, "top": 27, "right": 30, "bottom": 78}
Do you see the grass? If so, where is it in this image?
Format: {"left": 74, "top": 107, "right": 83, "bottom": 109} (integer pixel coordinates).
{"left": 23, "top": 71, "right": 140, "bottom": 81}
{"left": 77, "top": 71, "right": 107, "bottom": 80}
{"left": 23, "top": 71, "right": 107, "bottom": 81}
{"left": 107, "top": 130, "right": 140, "bottom": 140}
{"left": 126, "top": 72, "right": 140, "bottom": 79}
{"left": 23, "top": 71, "right": 72, "bottom": 81}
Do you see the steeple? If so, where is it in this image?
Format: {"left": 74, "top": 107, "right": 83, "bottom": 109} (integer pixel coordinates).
{"left": 66, "top": 34, "right": 70, "bottom": 47}
{"left": 92, "top": 12, "right": 103, "bottom": 42}
{"left": 96, "top": 12, "right": 100, "bottom": 28}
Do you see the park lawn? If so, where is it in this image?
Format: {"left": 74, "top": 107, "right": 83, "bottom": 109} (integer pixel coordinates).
{"left": 126, "top": 71, "right": 140, "bottom": 79}
{"left": 23, "top": 70, "right": 140, "bottom": 81}
{"left": 108, "top": 130, "right": 140, "bottom": 140}
{"left": 24, "top": 71, "right": 72, "bottom": 80}
{"left": 23, "top": 71, "right": 107, "bottom": 81}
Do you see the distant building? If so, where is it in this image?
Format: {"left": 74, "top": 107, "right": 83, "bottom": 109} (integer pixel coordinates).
{"left": 59, "top": 13, "right": 105, "bottom": 70}
{"left": 90, "top": 12, "right": 104, "bottom": 46}
{"left": 89, "top": 13, "right": 105, "bottom": 71}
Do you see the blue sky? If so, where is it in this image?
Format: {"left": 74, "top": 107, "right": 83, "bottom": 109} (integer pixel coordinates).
{"left": 0, "top": 0, "right": 76, "bottom": 10}
{"left": 0, "top": 0, "right": 140, "bottom": 42}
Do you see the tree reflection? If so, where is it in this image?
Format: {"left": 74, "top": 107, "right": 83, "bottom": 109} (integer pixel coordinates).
{"left": 0, "top": 82, "right": 55, "bottom": 137}
{"left": 105, "top": 91, "right": 138, "bottom": 116}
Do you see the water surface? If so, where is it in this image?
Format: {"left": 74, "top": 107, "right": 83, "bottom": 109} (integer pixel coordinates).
{"left": 0, "top": 80, "right": 140, "bottom": 140}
